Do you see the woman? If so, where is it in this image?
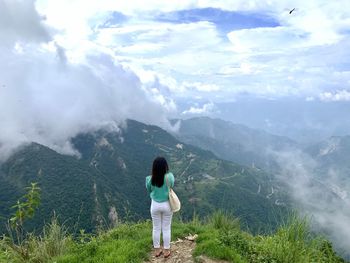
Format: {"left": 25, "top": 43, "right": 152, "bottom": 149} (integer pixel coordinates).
{"left": 146, "top": 156, "right": 175, "bottom": 258}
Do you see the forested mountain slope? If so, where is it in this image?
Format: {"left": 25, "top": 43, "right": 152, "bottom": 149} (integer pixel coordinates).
{"left": 0, "top": 120, "right": 288, "bottom": 234}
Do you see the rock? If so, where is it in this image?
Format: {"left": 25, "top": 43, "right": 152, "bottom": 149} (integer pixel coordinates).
{"left": 185, "top": 234, "right": 198, "bottom": 241}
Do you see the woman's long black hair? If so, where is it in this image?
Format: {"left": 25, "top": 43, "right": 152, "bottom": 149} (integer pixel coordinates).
{"left": 151, "top": 156, "right": 169, "bottom": 187}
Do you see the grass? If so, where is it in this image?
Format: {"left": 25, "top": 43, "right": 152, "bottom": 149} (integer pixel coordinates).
{"left": 0, "top": 212, "right": 347, "bottom": 263}
{"left": 0, "top": 217, "right": 71, "bottom": 263}
{"left": 193, "top": 212, "right": 346, "bottom": 263}
{"left": 53, "top": 222, "right": 152, "bottom": 263}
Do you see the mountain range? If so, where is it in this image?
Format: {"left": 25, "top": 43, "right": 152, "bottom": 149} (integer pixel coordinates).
{"left": 172, "top": 117, "right": 298, "bottom": 170}
{"left": 0, "top": 119, "right": 288, "bottom": 234}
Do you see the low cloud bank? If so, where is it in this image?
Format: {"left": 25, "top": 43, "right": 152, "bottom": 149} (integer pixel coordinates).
{"left": 0, "top": 0, "right": 175, "bottom": 160}
{"left": 271, "top": 149, "right": 350, "bottom": 256}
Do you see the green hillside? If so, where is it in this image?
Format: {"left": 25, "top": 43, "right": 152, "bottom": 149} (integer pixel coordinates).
{"left": 0, "top": 119, "right": 289, "bottom": 234}
{"left": 0, "top": 143, "right": 126, "bottom": 233}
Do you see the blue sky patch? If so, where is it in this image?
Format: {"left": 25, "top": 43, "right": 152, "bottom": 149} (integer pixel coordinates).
{"left": 99, "top": 11, "right": 129, "bottom": 28}
{"left": 155, "top": 8, "right": 280, "bottom": 33}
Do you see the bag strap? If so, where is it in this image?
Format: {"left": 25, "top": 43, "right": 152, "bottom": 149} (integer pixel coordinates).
{"left": 165, "top": 173, "right": 171, "bottom": 190}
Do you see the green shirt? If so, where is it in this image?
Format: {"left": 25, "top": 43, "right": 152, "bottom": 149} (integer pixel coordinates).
{"left": 146, "top": 172, "right": 175, "bottom": 202}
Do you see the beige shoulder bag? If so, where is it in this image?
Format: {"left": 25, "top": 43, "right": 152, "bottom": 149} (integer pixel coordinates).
{"left": 165, "top": 174, "right": 181, "bottom": 212}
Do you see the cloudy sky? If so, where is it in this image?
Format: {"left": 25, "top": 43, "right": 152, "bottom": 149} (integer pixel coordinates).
{"left": 35, "top": 0, "right": 350, "bottom": 102}
{"left": 1, "top": 0, "right": 350, "bottom": 156}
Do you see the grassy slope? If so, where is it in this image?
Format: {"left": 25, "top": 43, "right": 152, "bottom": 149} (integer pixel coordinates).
{"left": 1, "top": 213, "right": 345, "bottom": 263}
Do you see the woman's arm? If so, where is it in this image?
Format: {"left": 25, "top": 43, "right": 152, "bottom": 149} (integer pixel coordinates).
{"left": 169, "top": 173, "right": 175, "bottom": 188}
{"left": 145, "top": 176, "right": 152, "bottom": 193}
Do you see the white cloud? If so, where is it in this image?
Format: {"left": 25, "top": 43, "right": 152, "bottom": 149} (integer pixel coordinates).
{"left": 2, "top": 0, "right": 350, "bottom": 161}
{"left": 119, "top": 43, "right": 164, "bottom": 54}
{"left": 0, "top": 49, "right": 175, "bottom": 160}
{"left": 182, "top": 81, "right": 220, "bottom": 92}
{"left": 0, "top": 0, "right": 50, "bottom": 46}
{"left": 182, "top": 102, "right": 215, "bottom": 115}
{"left": 219, "top": 62, "right": 263, "bottom": 76}
{"left": 31, "top": 0, "right": 350, "bottom": 100}
{"left": 272, "top": 149, "right": 350, "bottom": 254}
{"left": 36, "top": 0, "right": 195, "bottom": 18}
{"left": 227, "top": 26, "right": 303, "bottom": 53}
{"left": 319, "top": 90, "right": 350, "bottom": 102}
{"left": 0, "top": 1, "right": 177, "bottom": 160}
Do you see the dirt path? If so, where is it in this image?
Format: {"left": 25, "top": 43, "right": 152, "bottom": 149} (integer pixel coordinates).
{"left": 144, "top": 236, "right": 229, "bottom": 263}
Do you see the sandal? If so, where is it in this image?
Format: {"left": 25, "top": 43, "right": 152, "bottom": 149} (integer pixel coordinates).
{"left": 155, "top": 248, "right": 163, "bottom": 257}
{"left": 163, "top": 249, "right": 171, "bottom": 258}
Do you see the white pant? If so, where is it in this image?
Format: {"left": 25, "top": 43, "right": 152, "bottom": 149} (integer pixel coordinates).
{"left": 150, "top": 200, "right": 173, "bottom": 249}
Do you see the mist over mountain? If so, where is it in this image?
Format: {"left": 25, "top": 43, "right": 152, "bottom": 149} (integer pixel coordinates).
{"left": 0, "top": 0, "right": 176, "bottom": 162}
{"left": 0, "top": 120, "right": 288, "bottom": 234}
{"left": 171, "top": 116, "right": 350, "bottom": 256}
{"left": 272, "top": 147, "right": 350, "bottom": 257}
{"left": 172, "top": 116, "right": 298, "bottom": 169}
{"left": 217, "top": 98, "right": 350, "bottom": 144}
{"left": 306, "top": 136, "right": 350, "bottom": 178}
{"left": 178, "top": 98, "right": 350, "bottom": 144}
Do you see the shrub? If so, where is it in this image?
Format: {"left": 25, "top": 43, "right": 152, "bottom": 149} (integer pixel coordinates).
{"left": 208, "top": 210, "right": 240, "bottom": 231}
{"left": 29, "top": 217, "right": 71, "bottom": 262}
